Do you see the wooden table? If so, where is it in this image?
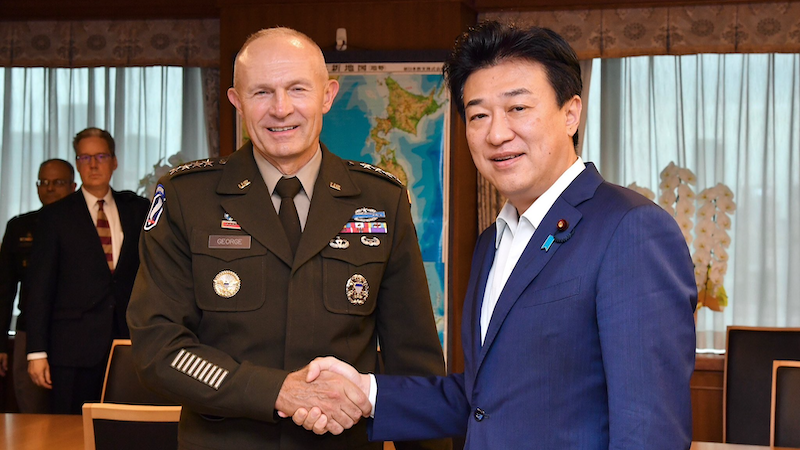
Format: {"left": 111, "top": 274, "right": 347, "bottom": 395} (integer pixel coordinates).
{"left": 0, "top": 415, "right": 792, "bottom": 450}
{"left": 691, "top": 442, "right": 790, "bottom": 449}
{"left": 1, "top": 413, "right": 84, "bottom": 450}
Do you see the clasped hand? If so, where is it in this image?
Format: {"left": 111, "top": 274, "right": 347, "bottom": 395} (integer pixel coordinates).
{"left": 277, "top": 357, "right": 370, "bottom": 435}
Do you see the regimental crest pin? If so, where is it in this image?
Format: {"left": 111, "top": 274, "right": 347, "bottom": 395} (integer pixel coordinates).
{"left": 361, "top": 236, "right": 380, "bottom": 247}
{"left": 329, "top": 236, "right": 350, "bottom": 249}
{"left": 213, "top": 270, "right": 241, "bottom": 298}
{"left": 346, "top": 274, "right": 369, "bottom": 305}
{"left": 221, "top": 213, "right": 241, "bottom": 230}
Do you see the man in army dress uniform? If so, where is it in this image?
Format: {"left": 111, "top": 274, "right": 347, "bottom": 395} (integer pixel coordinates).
{"left": 127, "top": 27, "right": 448, "bottom": 450}
{"left": 0, "top": 159, "right": 76, "bottom": 413}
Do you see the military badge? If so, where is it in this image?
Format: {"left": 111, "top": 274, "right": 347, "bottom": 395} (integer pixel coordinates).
{"left": 221, "top": 213, "right": 241, "bottom": 230}
{"left": 238, "top": 179, "right": 251, "bottom": 190}
{"left": 352, "top": 207, "right": 385, "bottom": 222}
{"left": 213, "top": 270, "right": 241, "bottom": 298}
{"left": 143, "top": 184, "right": 166, "bottom": 231}
{"left": 361, "top": 236, "right": 380, "bottom": 247}
{"left": 346, "top": 274, "right": 369, "bottom": 305}
{"left": 340, "top": 222, "right": 387, "bottom": 234}
{"left": 329, "top": 236, "right": 350, "bottom": 249}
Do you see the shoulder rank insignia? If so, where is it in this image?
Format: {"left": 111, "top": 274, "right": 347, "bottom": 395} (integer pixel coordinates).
{"left": 169, "top": 158, "right": 219, "bottom": 177}
{"left": 348, "top": 161, "right": 404, "bottom": 186}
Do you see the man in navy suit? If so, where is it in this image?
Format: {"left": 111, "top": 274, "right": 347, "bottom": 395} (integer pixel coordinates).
{"left": 292, "top": 21, "right": 698, "bottom": 449}
{"left": 25, "top": 127, "right": 149, "bottom": 414}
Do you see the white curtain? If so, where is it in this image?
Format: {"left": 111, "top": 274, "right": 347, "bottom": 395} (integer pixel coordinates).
{"left": 583, "top": 54, "right": 800, "bottom": 350}
{"left": 0, "top": 66, "right": 209, "bottom": 234}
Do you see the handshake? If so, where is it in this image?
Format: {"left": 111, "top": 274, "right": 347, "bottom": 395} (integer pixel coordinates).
{"left": 275, "top": 357, "right": 371, "bottom": 435}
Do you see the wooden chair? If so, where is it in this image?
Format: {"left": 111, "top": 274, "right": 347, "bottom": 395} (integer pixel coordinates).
{"left": 82, "top": 339, "right": 182, "bottom": 450}
{"left": 723, "top": 326, "right": 800, "bottom": 445}
{"left": 771, "top": 360, "right": 800, "bottom": 448}
{"left": 101, "top": 339, "right": 176, "bottom": 405}
{"left": 82, "top": 403, "right": 181, "bottom": 450}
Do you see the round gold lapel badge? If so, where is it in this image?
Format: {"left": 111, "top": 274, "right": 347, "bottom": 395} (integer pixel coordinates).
{"left": 213, "top": 270, "right": 241, "bottom": 298}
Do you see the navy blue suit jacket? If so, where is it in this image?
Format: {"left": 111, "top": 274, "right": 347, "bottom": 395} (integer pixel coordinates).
{"left": 371, "top": 164, "right": 697, "bottom": 449}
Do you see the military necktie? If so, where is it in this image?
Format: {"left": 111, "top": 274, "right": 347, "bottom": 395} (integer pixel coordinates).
{"left": 275, "top": 177, "right": 303, "bottom": 255}
{"left": 96, "top": 199, "right": 114, "bottom": 273}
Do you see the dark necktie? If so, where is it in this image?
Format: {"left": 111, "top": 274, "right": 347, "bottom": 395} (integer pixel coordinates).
{"left": 96, "top": 200, "right": 114, "bottom": 273}
{"left": 275, "top": 177, "right": 303, "bottom": 255}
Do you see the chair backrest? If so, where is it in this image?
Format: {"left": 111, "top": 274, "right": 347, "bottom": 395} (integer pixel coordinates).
{"left": 102, "top": 339, "right": 177, "bottom": 405}
{"left": 771, "top": 360, "right": 800, "bottom": 448}
{"left": 82, "top": 403, "right": 181, "bottom": 450}
{"left": 723, "top": 326, "right": 800, "bottom": 445}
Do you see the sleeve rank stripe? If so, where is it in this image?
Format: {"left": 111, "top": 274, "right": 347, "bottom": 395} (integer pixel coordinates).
{"left": 197, "top": 362, "right": 212, "bottom": 380}
{"left": 182, "top": 355, "right": 197, "bottom": 372}
{"left": 171, "top": 348, "right": 230, "bottom": 391}
{"left": 204, "top": 366, "right": 219, "bottom": 384}
{"left": 214, "top": 371, "right": 229, "bottom": 390}
{"left": 171, "top": 349, "right": 187, "bottom": 368}
{"left": 192, "top": 360, "right": 208, "bottom": 378}
{"left": 187, "top": 357, "right": 202, "bottom": 375}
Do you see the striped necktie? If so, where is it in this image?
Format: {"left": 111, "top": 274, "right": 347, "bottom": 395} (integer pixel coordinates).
{"left": 96, "top": 200, "right": 114, "bottom": 273}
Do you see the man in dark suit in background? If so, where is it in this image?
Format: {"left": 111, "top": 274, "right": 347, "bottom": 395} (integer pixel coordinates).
{"left": 0, "top": 159, "right": 76, "bottom": 413}
{"left": 26, "top": 127, "right": 149, "bottom": 414}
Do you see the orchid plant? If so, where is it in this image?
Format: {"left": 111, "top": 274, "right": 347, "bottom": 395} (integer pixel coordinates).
{"left": 628, "top": 162, "right": 735, "bottom": 312}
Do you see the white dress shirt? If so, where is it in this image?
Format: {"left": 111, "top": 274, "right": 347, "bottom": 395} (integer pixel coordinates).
{"left": 480, "top": 157, "right": 585, "bottom": 343}
{"left": 81, "top": 187, "right": 124, "bottom": 268}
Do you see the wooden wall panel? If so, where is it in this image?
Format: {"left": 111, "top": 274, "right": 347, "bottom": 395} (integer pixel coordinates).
{"left": 692, "top": 355, "right": 725, "bottom": 442}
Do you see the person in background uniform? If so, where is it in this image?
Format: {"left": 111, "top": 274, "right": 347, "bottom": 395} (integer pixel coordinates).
{"left": 294, "top": 21, "right": 698, "bottom": 450}
{"left": 0, "top": 159, "right": 76, "bottom": 413}
{"left": 26, "top": 127, "right": 149, "bottom": 414}
{"left": 126, "top": 27, "right": 448, "bottom": 450}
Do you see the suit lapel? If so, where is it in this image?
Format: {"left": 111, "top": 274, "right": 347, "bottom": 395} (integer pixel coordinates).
{"left": 293, "top": 148, "right": 360, "bottom": 271}
{"left": 218, "top": 145, "right": 294, "bottom": 267}
{"left": 70, "top": 190, "right": 111, "bottom": 274}
{"left": 474, "top": 164, "right": 604, "bottom": 373}
{"left": 462, "top": 226, "right": 497, "bottom": 387}
{"left": 113, "top": 190, "right": 135, "bottom": 270}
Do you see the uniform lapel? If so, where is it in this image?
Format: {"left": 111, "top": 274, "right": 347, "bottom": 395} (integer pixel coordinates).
{"left": 293, "top": 147, "right": 360, "bottom": 271}
{"left": 218, "top": 145, "right": 294, "bottom": 267}
{"left": 474, "top": 165, "right": 604, "bottom": 373}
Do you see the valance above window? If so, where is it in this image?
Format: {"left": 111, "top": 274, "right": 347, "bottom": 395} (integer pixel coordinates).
{"left": 0, "top": 19, "right": 220, "bottom": 67}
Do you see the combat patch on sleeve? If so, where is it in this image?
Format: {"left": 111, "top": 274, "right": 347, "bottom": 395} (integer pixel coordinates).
{"left": 143, "top": 184, "right": 166, "bottom": 231}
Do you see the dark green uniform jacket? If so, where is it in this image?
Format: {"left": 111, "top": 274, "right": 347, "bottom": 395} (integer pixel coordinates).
{"left": 127, "top": 144, "right": 447, "bottom": 450}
